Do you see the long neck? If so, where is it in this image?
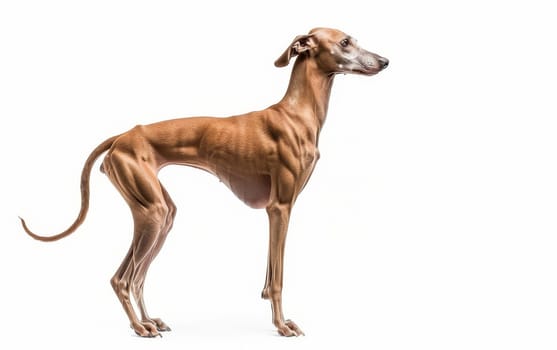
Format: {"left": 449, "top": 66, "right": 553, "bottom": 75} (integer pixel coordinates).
{"left": 278, "top": 56, "right": 335, "bottom": 132}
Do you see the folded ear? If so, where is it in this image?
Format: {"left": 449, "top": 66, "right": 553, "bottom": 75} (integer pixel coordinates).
{"left": 274, "top": 34, "right": 316, "bottom": 67}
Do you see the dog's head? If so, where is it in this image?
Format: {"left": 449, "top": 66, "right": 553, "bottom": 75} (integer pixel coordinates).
{"left": 275, "top": 27, "right": 388, "bottom": 76}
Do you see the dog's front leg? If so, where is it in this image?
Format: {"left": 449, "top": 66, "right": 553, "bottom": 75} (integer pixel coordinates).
{"left": 263, "top": 201, "right": 304, "bottom": 337}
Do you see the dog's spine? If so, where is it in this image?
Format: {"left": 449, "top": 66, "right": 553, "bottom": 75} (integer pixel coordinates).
{"left": 19, "top": 135, "right": 119, "bottom": 242}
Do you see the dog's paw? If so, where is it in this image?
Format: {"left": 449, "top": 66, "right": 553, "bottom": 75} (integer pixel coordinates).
{"left": 131, "top": 321, "right": 161, "bottom": 338}
{"left": 150, "top": 317, "right": 171, "bottom": 332}
{"left": 277, "top": 319, "right": 305, "bottom": 337}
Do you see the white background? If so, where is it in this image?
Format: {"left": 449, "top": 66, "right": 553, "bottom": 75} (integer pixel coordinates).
{"left": 1, "top": 1, "right": 556, "bottom": 349}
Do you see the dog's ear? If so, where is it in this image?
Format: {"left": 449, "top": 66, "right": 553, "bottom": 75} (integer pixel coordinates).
{"left": 274, "top": 34, "right": 316, "bottom": 67}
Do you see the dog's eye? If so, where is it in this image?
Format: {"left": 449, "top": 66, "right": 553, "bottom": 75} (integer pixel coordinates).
{"left": 340, "top": 38, "right": 350, "bottom": 48}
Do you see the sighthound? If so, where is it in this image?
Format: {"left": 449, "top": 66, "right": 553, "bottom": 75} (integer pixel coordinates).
{"left": 21, "top": 28, "right": 388, "bottom": 337}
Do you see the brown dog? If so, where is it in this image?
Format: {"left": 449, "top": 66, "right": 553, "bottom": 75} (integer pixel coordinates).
{"left": 20, "top": 27, "right": 388, "bottom": 337}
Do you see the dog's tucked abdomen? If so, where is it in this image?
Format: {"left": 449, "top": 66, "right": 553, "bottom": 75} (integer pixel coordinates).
{"left": 220, "top": 172, "right": 271, "bottom": 209}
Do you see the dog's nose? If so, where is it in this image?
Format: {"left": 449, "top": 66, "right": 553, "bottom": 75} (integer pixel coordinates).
{"left": 380, "top": 57, "right": 389, "bottom": 69}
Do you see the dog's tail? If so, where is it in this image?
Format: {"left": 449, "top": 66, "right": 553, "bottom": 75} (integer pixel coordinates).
{"left": 19, "top": 135, "right": 119, "bottom": 242}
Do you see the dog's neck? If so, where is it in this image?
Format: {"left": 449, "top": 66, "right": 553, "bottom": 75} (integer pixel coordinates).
{"left": 278, "top": 56, "right": 335, "bottom": 134}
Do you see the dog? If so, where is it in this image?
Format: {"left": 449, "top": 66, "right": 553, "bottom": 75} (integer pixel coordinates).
{"left": 20, "top": 27, "right": 388, "bottom": 337}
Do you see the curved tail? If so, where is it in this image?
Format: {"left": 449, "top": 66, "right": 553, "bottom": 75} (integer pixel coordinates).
{"left": 20, "top": 135, "right": 119, "bottom": 242}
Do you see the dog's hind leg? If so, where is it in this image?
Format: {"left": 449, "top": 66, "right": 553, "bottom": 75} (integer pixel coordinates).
{"left": 103, "top": 150, "right": 172, "bottom": 337}
{"left": 110, "top": 245, "right": 140, "bottom": 334}
{"left": 131, "top": 183, "right": 176, "bottom": 333}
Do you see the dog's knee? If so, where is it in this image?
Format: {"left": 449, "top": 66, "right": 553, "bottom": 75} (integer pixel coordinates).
{"left": 135, "top": 203, "right": 169, "bottom": 227}
{"left": 146, "top": 202, "right": 175, "bottom": 231}
{"left": 153, "top": 202, "right": 170, "bottom": 219}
